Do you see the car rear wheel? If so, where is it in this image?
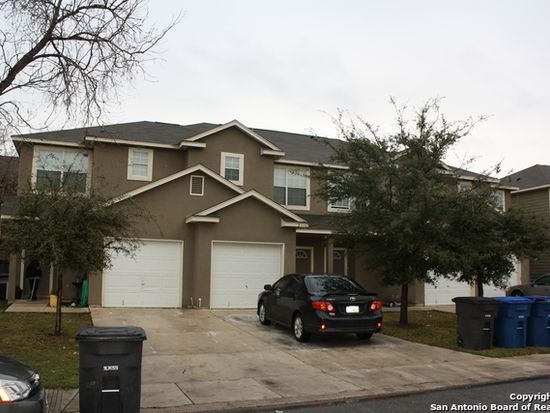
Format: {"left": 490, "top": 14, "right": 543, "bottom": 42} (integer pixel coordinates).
{"left": 356, "top": 332, "right": 373, "bottom": 341}
{"left": 511, "top": 290, "right": 524, "bottom": 296}
{"left": 293, "top": 314, "right": 311, "bottom": 342}
{"left": 258, "top": 302, "right": 271, "bottom": 325}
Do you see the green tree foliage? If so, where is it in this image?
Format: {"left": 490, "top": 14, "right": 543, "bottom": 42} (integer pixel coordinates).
{"left": 444, "top": 183, "right": 550, "bottom": 296}
{"left": 316, "top": 100, "right": 481, "bottom": 325}
{"left": 1, "top": 184, "right": 142, "bottom": 335}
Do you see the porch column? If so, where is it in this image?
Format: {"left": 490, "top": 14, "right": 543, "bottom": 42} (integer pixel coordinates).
{"left": 326, "top": 237, "right": 334, "bottom": 273}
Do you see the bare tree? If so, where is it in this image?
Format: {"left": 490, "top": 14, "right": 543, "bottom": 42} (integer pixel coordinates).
{"left": 0, "top": 0, "right": 180, "bottom": 134}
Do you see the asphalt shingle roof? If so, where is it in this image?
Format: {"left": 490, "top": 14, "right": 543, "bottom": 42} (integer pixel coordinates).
{"left": 14, "top": 121, "right": 343, "bottom": 164}
{"left": 13, "top": 121, "right": 494, "bottom": 178}
{"left": 298, "top": 214, "right": 337, "bottom": 231}
{"left": 502, "top": 165, "right": 550, "bottom": 190}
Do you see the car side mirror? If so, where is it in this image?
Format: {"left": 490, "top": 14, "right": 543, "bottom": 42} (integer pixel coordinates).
{"left": 264, "top": 284, "right": 273, "bottom": 291}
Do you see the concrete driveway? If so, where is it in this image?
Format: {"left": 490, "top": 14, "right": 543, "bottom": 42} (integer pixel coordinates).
{"left": 90, "top": 308, "right": 550, "bottom": 412}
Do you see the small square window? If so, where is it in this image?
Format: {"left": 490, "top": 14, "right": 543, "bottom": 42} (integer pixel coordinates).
{"left": 190, "top": 175, "right": 204, "bottom": 196}
{"left": 127, "top": 148, "right": 153, "bottom": 181}
{"left": 221, "top": 152, "right": 244, "bottom": 185}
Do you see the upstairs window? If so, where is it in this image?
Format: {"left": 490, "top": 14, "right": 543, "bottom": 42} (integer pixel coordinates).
{"left": 328, "top": 198, "right": 352, "bottom": 212}
{"left": 221, "top": 152, "right": 244, "bottom": 185}
{"left": 34, "top": 148, "right": 89, "bottom": 193}
{"left": 491, "top": 190, "right": 505, "bottom": 211}
{"left": 274, "top": 166, "right": 309, "bottom": 210}
{"left": 127, "top": 148, "right": 153, "bottom": 181}
{"left": 457, "top": 182, "right": 472, "bottom": 192}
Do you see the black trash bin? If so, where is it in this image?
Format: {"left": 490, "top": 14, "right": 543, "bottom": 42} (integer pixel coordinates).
{"left": 75, "top": 326, "right": 147, "bottom": 413}
{"left": 452, "top": 297, "right": 500, "bottom": 350}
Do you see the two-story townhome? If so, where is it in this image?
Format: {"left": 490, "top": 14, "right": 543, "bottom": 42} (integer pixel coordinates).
{"left": 503, "top": 164, "right": 550, "bottom": 279}
{"left": 3, "top": 120, "right": 519, "bottom": 308}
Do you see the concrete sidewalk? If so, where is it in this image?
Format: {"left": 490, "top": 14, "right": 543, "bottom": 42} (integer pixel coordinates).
{"left": 5, "top": 299, "right": 90, "bottom": 313}
{"left": 58, "top": 308, "right": 550, "bottom": 412}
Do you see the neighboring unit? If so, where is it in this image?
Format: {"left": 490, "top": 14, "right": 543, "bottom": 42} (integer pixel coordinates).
{"left": 503, "top": 164, "right": 550, "bottom": 278}
{"left": 1, "top": 120, "right": 519, "bottom": 308}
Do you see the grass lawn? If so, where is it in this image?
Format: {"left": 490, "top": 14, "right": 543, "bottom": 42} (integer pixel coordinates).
{"left": 0, "top": 309, "right": 92, "bottom": 388}
{"left": 382, "top": 310, "right": 550, "bottom": 358}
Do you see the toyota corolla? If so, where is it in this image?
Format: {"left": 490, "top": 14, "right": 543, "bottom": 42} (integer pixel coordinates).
{"left": 257, "top": 273, "right": 383, "bottom": 342}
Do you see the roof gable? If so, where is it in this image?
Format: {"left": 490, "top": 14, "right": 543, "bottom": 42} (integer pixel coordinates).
{"left": 182, "top": 120, "right": 283, "bottom": 152}
{"left": 191, "top": 190, "right": 306, "bottom": 223}
{"left": 109, "top": 164, "right": 244, "bottom": 205}
{"left": 504, "top": 164, "right": 550, "bottom": 191}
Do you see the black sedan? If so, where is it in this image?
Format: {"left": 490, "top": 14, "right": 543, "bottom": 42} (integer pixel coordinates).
{"left": 257, "top": 273, "right": 383, "bottom": 342}
{"left": 0, "top": 356, "right": 44, "bottom": 412}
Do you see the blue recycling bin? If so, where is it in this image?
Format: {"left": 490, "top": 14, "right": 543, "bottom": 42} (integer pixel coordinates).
{"left": 526, "top": 296, "right": 550, "bottom": 347}
{"left": 494, "top": 297, "right": 532, "bottom": 348}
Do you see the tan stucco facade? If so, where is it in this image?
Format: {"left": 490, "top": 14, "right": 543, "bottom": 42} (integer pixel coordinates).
{"left": 8, "top": 123, "right": 516, "bottom": 308}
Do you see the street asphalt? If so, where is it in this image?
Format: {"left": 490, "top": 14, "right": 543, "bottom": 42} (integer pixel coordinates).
{"left": 254, "top": 377, "right": 550, "bottom": 413}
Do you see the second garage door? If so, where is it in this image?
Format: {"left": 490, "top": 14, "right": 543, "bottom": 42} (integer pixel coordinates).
{"left": 103, "top": 240, "right": 183, "bottom": 307}
{"left": 211, "top": 242, "right": 283, "bottom": 309}
{"left": 424, "top": 277, "right": 472, "bottom": 305}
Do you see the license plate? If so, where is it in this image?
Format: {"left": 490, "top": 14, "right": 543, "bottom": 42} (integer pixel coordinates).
{"left": 346, "top": 305, "right": 360, "bottom": 313}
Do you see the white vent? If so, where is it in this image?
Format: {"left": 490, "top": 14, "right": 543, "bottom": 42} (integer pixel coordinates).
{"left": 190, "top": 175, "right": 204, "bottom": 196}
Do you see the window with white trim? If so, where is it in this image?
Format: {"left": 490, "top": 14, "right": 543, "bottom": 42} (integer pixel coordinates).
{"left": 296, "top": 250, "right": 308, "bottom": 259}
{"left": 221, "top": 152, "right": 244, "bottom": 185}
{"left": 457, "top": 182, "right": 472, "bottom": 192}
{"left": 127, "top": 148, "right": 153, "bottom": 181}
{"left": 491, "top": 190, "right": 505, "bottom": 211}
{"left": 190, "top": 175, "right": 204, "bottom": 196}
{"left": 34, "top": 148, "right": 89, "bottom": 193}
{"left": 328, "top": 198, "right": 352, "bottom": 212}
{"left": 273, "top": 166, "right": 309, "bottom": 209}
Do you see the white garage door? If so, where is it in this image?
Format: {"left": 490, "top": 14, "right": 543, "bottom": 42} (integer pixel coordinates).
{"left": 103, "top": 240, "right": 183, "bottom": 307}
{"left": 211, "top": 242, "right": 283, "bottom": 309}
{"left": 425, "top": 277, "right": 472, "bottom": 305}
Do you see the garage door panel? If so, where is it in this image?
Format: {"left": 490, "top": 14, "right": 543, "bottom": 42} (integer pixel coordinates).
{"left": 103, "top": 240, "right": 182, "bottom": 308}
{"left": 425, "top": 277, "right": 472, "bottom": 305}
{"left": 211, "top": 242, "right": 283, "bottom": 309}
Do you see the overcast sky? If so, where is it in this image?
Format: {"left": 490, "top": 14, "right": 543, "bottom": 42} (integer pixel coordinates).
{"left": 37, "top": 1, "right": 550, "bottom": 176}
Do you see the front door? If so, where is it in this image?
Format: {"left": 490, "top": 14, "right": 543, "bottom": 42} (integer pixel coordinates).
{"left": 333, "top": 248, "right": 347, "bottom": 275}
{"left": 296, "top": 248, "right": 313, "bottom": 274}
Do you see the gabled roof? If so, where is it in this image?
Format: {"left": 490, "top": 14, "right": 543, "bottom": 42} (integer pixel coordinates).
{"left": 182, "top": 120, "right": 283, "bottom": 152}
{"left": 11, "top": 120, "right": 343, "bottom": 165}
{"left": 109, "top": 164, "right": 244, "bottom": 204}
{"left": 503, "top": 164, "right": 550, "bottom": 192}
{"left": 189, "top": 190, "right": 306, "bottom": 223}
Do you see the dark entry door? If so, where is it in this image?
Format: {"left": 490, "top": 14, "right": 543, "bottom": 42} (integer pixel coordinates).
{"left": 296, "top": 248, "right": 312, "bottom": 273}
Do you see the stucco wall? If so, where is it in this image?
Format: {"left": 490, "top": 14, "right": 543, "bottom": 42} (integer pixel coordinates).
{"left": 190, "top": 197, "right": 296, "bottom": 308}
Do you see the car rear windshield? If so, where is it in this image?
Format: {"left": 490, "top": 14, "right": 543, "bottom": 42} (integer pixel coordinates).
{"left": 305, "top": 276, "right": 366, "bottom": 295}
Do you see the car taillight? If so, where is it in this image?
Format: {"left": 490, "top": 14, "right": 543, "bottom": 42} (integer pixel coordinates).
{"left": 311, "top": 301, "right": 335, "bottom": 312}
{"left": 370, "top": 300, "right": 382, "bottom": 311}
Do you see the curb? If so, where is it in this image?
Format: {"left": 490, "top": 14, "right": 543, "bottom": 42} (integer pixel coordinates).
{"left": 160, "top": 373, "right": 550, "bottom": 413}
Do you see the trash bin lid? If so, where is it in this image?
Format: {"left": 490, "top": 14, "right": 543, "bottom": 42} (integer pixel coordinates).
{"left": 525, "top": 296, "right": 550, "bottom": 302}
{"left": 452, "top": 297, "right": 498, "bottom": 304}
{"left": 493, "top": 296, "right": 531, "bottom": 304}
{"left": 75, "top": 326, "right": 147, "bottom": 342}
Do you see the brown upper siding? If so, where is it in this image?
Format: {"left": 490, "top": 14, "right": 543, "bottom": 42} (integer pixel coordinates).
{"left": 511, "top": 188, "right": 550, "bottom": 217}
{"left": 511, "top": 188, "right": 550, "bottom": 276}
{"left": 16, "top": 143, "right": 34, "bottom": 193}
{"left": 91, "top": 143, "right": 186, "bottom": 197}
